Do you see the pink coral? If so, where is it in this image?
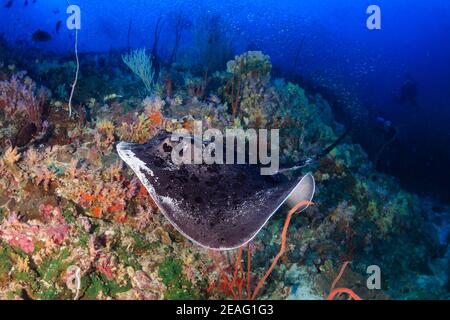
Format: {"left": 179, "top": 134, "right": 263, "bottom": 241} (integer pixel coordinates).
{"left": 0, "top": 213, "right": 39, "bottom": 254}
{"left": 96, "top": 254, "right": 115, "bottom": 280}
{"left": 6, "top": 232, "right": 36, "bottom": 254}
{"left": 39, "top": 204, "right": 70, "bottom": 245}
{"left": 0, "top": 205, "right": 69, "bottom": 254}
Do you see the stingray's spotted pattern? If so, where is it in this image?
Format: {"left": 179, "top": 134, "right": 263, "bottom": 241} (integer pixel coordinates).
{"left": 117, "top": 131, "right": 315, "bottom": 250}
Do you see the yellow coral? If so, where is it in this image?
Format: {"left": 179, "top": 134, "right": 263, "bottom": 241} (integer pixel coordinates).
{"left": 95, "top": 120, "right": 116, "bottom": 153}
{"left": 2, "top": 147, "right": 20, "bottom": 166}
{"left": 97, "top": 120, "right": 114, "bottom": 134}
{"left": 24, "top": 147, "right": 40, "bottom": 167}
{"left": 117, "top": 114, "right": 155, "bottom": 144}
{"left": 16, "top": 256, "right": 30, "bottom": 273}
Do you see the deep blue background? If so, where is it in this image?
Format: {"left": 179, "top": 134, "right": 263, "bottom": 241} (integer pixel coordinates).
{"left": 1, "top": 0, "right": 450, "bottom": 201}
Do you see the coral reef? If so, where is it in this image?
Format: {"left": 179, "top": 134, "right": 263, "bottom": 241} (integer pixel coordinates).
{"left": 0, "top": 46, "right": 448, "bottom": 301}
{"left": 0, "top": 72, "right": 49, "bottom": 147}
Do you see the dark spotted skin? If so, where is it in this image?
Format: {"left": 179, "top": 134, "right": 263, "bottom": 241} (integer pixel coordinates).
{"left": 121, "top": 131, "right": 303, "bottom": 249}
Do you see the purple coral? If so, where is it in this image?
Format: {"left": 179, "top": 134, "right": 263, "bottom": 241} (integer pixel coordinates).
{"left": 0, "top": 72, "right": 47, "bottom": 131}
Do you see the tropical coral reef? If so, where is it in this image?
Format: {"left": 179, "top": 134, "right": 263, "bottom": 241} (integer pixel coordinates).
{"left": 0, "top": 42, "right": 448, "bottom": 300}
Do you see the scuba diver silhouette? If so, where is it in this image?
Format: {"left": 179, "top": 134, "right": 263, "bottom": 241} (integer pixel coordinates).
{"left": 396, "top": 75, "right": 419, "bottom": 107}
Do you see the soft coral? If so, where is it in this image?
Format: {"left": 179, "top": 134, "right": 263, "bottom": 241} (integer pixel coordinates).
{"left": 0, "top": 72, "right": 47, "bottom": 130}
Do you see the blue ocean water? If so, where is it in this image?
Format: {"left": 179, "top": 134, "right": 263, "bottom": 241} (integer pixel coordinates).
{"left": 1, "top": 0, "right": 449, "bottom": 201}
{"left": 2, "top": 0, "right": 450, "bottom": 301}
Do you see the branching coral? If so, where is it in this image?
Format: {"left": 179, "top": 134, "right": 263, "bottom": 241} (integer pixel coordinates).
{"left": 224, "top": 51, "right": 272, "bottom": 117}
{"left": 0, "top": 72, "right": 48, "bottom": 130}
{"left": 0, "top": 72, "right": 27, "bottom": 117}
{"left": 21, "top": 146, "right": 58, "bottom": 191}
{"left": 0, "top": 147, "right": 23, "bottom": 190}
{"left": 95, "top": 120, "right": 115, "bottom": 154}
{"left": 143, "top": 94, "right": 165, "bottom": 126}
{"left": 226, "top": 51, "right": 272, "bottom": 80}
{"left": 2, "top": 146, "right": 20, "bottom": 166}
{"left": 186, "top": 76, "right": 208, "bottom": 99}
{"left": 116, "top": 96, "right": 165, "bottom": 144}
{"left": 117, "top": 114, "right": 156, "bottom": 144}
{"left": 122, "top": 49, "right": 156, "bottom": 94}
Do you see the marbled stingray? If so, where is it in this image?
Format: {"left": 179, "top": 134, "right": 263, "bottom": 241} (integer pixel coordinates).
{"left": 117, "top": 131, "right": 315, "bottom": 250}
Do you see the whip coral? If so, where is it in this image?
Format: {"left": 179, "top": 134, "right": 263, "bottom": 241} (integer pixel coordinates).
{"left": 251, "top": 201, "right": 314, "bottom": 299}
{"left": 68, "top": 26, "right": 79, "bottom": 118}
{"left": 210, "top": 202, "right": 363, "bottom": 301}
{"left": 230, "top": 74, "right": 241, "bottom": 116}
{"left": 327, "top": 261, "right": 362, "bottom": 300}
{"left": 210, "top": 201, "right": 314, "bottom": 300}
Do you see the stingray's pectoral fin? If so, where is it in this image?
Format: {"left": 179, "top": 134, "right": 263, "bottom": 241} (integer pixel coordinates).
{"left": 285, "top": 173, "right": 315, "bottom": 211}
{"left": 117, "top": 132, "right": 316, "bottom": 251}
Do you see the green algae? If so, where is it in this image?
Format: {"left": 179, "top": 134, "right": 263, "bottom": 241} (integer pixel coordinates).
{"left": 83, "top": 273, "right": 131, "bottom": 300}
{"left": 61, "top": 207, "right": 76, "bottom": 225}
{"left": 115, "top": 246, "right": 141, "bottom": 271}
{"left": 130, "top": 231, "right": 157, "bottom": 253}
{"left": 37, "top": 248, "right": 71, "bottom": 282}
{"left": 158, "top": 256, "right": 199, "bottom": 300}
{"left": 0, "top": 245, "right": 13, "bottom": 284}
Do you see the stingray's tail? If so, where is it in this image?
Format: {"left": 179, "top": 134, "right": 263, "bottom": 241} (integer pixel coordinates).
{"left": 278, "top": 124, "right": 352, "bottom": 173}
{"left": 313, "top": 124, "right": 352, "bottom": 161}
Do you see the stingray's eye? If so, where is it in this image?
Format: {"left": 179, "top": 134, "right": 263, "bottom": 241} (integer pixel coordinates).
{"left": 162, "top": 143, "right": 172, "bottom": 153}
